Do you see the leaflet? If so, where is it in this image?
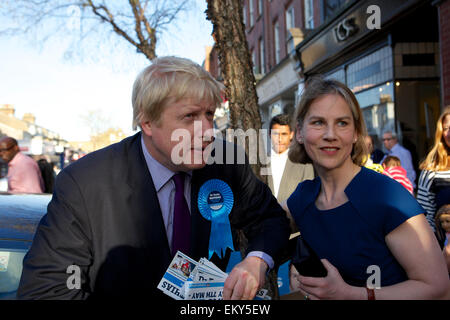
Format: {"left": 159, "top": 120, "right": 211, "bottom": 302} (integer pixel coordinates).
{"left": 157, "top": 251, "right": 270, "bottom": 300}
{"left": 157, "top": 251, "right": 198, "bottom": 300}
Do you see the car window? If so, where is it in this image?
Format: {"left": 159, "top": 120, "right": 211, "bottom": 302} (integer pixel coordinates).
{"left": 0, "top": 249, "right": 27, "bottom": 299}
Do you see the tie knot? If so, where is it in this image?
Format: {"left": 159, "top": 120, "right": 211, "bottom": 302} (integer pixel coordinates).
{"left": 172, "top": 172, "right": 185, "bottom": 190}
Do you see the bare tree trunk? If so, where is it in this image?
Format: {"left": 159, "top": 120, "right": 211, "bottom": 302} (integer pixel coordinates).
{"left": 206, "top": 0, "right": 278, "bottom": 300}
{"left": 205, "top": 0, "right": 267, "bottom": 182}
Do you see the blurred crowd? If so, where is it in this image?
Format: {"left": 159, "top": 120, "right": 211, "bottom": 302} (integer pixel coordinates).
{"left": 0, "top": 137, "right": 83, "bottom": 194}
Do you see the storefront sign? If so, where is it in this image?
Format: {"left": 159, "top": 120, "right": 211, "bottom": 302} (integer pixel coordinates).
{"left": 333, "top": 17, "right": 358, "bottom": 42}
{"left": 296, "top": 0, "right": 423, "bottom": 74}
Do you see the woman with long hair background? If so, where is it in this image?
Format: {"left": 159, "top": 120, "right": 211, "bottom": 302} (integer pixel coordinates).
{"left": 417, "top": 106, "right": 450, "bottom": 247}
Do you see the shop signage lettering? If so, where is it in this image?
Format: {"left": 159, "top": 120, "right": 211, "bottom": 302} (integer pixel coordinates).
{"left": 333, "top": 17, "right": 358, "bottom": 42}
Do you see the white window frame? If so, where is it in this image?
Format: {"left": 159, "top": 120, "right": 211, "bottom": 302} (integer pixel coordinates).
{"left": 249, "top": 0, "right": 255, "bottom": 26}
{"left": 252, "top": 50, "right": 258, "bottom": 74}
{"left": 285, "top": 5, "right": 295, "bottom": 31}
{"left": 304, "top": 0, "right": 314, "bottom": 29}
{"left": 259, "top": 38, "right": 265, "bottom": 74}
{"left": 274, "top": 21, "right": 280, "bottom": 64}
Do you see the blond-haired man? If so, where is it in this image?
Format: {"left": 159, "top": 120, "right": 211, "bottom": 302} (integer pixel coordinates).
{"left": 18, "top": 57, "right": 290, "bottom": 300}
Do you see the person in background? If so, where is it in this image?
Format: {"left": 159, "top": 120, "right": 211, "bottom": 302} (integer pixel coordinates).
{"left": 363, "top": 135, "right": 384, "bottom": 173}
{"left": 434, "top": 204, "right": 450, "bottom": 274}
{"left": 37, "top": 157, "right": 55, "bottom": 194}
{"left": 382, "top": 155, "right": 414, "bottom": 194}
{"left": 369, "top": 134, "right": 385, "bottom": 164}
{"left": 285, "top": 76, "right": 448, "bottom": 299}
{"left": 17, "top": 56, "right": 290, "bottom": 300}
{"left": 417, "top": 106, "right": 450, "bottom": 246}
{"left": 0, "top": 136, "right": 44, "bottom": 193}
{"left": 382, "top": 130, "right": 416, "bottom": 189}
{"left": 267, "top": 114, "right": 314, "bottom": 233}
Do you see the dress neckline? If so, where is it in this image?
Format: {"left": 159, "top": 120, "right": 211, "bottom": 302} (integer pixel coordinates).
{"left": 313, "top": 200, "right": 351, "bottom": 213}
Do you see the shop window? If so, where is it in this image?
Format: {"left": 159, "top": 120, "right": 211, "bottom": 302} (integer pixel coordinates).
{"left": 356, "top": 83, "right": 396, "bottom": 144}
{"left": 356, "top": 82, "right": 394, "bottom": 109}
{"left": 347, "top": 46, "right": 393, "bottom": 93}
{"left": 325, "top": 68, "right": 346, "bottom": 84}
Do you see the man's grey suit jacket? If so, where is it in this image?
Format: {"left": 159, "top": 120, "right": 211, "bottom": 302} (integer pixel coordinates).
{"left": 267, "top": 158, "right": 314, "bottom": 233}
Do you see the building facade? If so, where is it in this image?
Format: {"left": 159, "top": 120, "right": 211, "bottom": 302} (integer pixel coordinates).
{"left": 206, "top": 0, "right": 449, "bottom": 173}
{"left": 0, "top": 104, "right": 68, "bottom": 159}
{"left": 294, "top": 0, "right": 442, "bottom": 176}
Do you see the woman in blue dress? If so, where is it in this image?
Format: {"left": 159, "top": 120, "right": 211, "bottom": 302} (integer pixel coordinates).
{"left": 284, "top": 77, "right": 449, "bottom": 299}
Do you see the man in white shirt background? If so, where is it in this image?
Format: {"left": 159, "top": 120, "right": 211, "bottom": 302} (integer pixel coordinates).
{"left": 382, "top": 130, "right": 417, "bottom": 189}
{"left": 267, "top": 114, "right": 314, "bottom": 206}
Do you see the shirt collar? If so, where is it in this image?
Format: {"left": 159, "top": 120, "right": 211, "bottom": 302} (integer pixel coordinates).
{"left": 271, "top": 148, "right": 289, "bottom": 158}
{"left": 140, "top": 134, "right": 191, "bottom": 191}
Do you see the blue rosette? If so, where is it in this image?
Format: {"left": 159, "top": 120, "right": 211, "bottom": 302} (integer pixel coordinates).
{"left": 197, "top": 179, "right": 234, "bottom": 259}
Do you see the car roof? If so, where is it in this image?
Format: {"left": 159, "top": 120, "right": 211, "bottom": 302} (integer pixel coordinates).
{"left": 0, "top": 193, "right": 51, "bottom": 242}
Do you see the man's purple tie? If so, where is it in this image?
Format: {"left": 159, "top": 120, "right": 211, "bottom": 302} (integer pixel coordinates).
{"left": 171, "top": 173, "right": 191, "bottom": 256}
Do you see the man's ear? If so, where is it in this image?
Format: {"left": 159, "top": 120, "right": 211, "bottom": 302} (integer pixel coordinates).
{"left": 289, "top": 130, "right": 294, "bottom": 141}
{"left": 140, "top": 121, "right": 152, "bottom": 137}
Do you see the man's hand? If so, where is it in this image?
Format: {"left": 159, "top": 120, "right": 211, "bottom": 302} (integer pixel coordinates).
{"left": 223, "top": 256, "right": 268, "bottom": 300}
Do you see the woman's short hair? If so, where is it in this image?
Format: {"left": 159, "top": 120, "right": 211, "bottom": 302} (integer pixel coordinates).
{"left": 419, "top": 105, "right": 450, "bottom": 171}
{"left": 288, "top": 76, "right": 368, "bottom": 166}
{"left": 131, "top": 56, "right": 224, "bottom": 130}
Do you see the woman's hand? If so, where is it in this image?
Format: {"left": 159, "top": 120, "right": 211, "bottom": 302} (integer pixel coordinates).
{"left": 289, "top": 263, "right": 309, "bottom": 299}
{"left": 292, "top": 259, "right": 358, "bottom": 300}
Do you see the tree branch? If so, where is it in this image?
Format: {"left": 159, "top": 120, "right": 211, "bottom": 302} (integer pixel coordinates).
{"left": 85, "top": 0, "right": 139, "bottom": 49}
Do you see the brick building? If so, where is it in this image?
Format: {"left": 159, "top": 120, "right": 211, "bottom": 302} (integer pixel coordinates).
{"left": 206, "top": 0, "right": 351, "bottom": 133}
{"left": 205, "top": 0, "right": 448, "bottom": 170}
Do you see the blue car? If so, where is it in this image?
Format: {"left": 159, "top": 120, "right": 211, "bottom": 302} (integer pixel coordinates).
{"left": 0, "top": 192, "right": 293, "bottom": 299}
{"left": 0, "top": 193, "right": 51, "bottom": 299}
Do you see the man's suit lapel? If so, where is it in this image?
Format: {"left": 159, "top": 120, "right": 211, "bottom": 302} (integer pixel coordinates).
{"left": 278, "top": 158, "right": 294, "bottom": 200}
{"left": 125, "top": 133, "right": 171, "bottom": 262}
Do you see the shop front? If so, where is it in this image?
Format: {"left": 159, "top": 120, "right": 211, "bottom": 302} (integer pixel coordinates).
{"left": 294, "top": 0, "right": 441, "bottom": 169}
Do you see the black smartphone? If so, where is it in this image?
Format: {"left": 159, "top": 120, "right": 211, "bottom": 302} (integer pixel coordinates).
{"left": 292, "top": 236, "right": 327, "bottom": 278}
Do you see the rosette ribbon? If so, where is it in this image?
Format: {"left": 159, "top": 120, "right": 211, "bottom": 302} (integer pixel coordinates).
{"left": 197, "top": 179, "right": 234, "bottom": 259}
